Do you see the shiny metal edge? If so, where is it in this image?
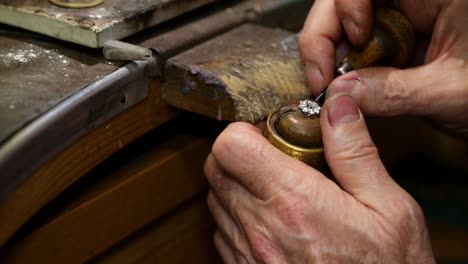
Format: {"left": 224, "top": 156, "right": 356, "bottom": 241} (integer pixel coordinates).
{"left": 0, "top": 61, "right": 149, "bottom": 200}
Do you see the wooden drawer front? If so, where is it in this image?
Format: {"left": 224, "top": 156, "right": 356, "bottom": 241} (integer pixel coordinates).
{"left": 1, "top": 133, "right": 212, "bottom": 263}
{"left": 94, "top": 199, "right": 220, "bottom": 264}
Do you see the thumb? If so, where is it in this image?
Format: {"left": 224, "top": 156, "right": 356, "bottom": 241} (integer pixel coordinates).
{"left": 325, "top": 63, "right": 467, "bottom": 124}
{"left": 320, "top": 94, "right": 401, "bottom": 207}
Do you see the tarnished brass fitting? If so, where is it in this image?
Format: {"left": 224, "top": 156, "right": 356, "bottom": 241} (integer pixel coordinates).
{"left": 49, "top": 0, "right": 104, "bottom": 8}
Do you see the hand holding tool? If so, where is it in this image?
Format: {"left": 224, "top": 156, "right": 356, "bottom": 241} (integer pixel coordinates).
{"left": 265, "top": 7, "right": 415, "bottom": 168}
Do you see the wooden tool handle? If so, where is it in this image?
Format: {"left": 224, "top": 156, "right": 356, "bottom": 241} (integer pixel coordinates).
{"left": 337, "top": 8, "right": 415, "bottom": 75}
{"left": 266, "top": 8, "right": 415, "bottom": 168}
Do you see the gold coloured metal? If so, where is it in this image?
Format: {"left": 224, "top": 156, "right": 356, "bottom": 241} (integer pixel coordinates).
{"left": 265, "top": 111, "right": 325, "bottom": 170}
{"left": 49, "top": 0, "right": 104, "bottom": 9}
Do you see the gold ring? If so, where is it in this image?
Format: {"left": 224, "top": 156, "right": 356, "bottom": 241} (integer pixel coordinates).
{"left": 49, "top": 0, "right": 104, "bottom": 9}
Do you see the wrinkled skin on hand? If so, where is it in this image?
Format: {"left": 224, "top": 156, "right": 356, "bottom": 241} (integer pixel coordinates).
{"left": 299, "top": 0, "right": 468, "bottom": 134}
{"left": 205, "top": 94, "right": 435, "bottom": 263}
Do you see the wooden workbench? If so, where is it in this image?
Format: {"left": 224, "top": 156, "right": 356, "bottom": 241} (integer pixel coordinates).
{"left": 0, "top": 1, "right": 467, "bottom": 263}
{"left": 0, "top": 1, "right": 314, "bottom": 262}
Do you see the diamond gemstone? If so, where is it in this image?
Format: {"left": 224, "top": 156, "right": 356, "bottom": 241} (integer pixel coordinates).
{"left": 298, "top": 100, "right": 321, "bottom": 116}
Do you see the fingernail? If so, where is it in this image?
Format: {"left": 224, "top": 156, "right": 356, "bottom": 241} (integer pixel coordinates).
{"left": 326, "top": 79, "right": 358, "bottom": 99}
{"left": 342, "top": 17, "right": 361, "bottom": 44}
{"left": 305, "top": 63, "right": 324, "bottom": 92}
{"left": 328, "top": 95, "right": 360, "bottom": 126}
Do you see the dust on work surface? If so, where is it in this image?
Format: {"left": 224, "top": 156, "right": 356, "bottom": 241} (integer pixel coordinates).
{"left": 0, "top": 28, "right": 118, "bottom": 144}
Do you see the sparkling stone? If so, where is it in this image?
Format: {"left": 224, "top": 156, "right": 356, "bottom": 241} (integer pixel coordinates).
{"left": 298, "top": 99, "right": 321, "bottom": 116}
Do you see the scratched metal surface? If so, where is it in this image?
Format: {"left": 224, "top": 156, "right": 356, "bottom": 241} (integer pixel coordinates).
{"left": 0, "top": 26, "right": 118, "bottom": 144}
{"left": 0, "top": 0, "right": 219, "bottom": 47}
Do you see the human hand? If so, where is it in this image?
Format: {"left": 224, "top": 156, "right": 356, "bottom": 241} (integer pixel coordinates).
{"left": 205, "top": 94, "right": 435, "bottom": 263}
{"left": 299, "top": 0, "right": 468, "bottom": 133}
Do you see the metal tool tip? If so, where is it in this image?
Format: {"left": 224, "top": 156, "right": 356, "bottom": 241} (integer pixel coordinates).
{"left": 336, "top": 62, "right": 354, "bottom": 76}
{"left": 314, "top": 92, "right": 324, "bottom": 102}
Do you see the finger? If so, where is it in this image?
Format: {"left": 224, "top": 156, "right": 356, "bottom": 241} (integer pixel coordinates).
{"left": 205, "top": 154, "right": 256, "bottom": 210}
{"left": 211, "top": 122, "right": 324, "bottom": 200}
{"left": 320, "top": 93, "right": 402, "bottom": 207}
{"left": 254, "top": 120, "right": 266, "bottom": 132}
{"left": 335, "top": 0, "right": 373, "bottom": 46}
{"left": 336, "top": 39, "right": 352, "bottom": 64}
{"left": 299, "top": 0, "right": 342, "bottom": 94}
{"left": 399, "top": 0, "right": 440, "bottom": 34}
{"left": 214, "top": 231, "right": 237, "bottom": 264}
{"left": 326, "top": 61, "right": 468, "bottom": 124}
{"left": 207, "top": 192, "right": 255, "bottom": 263}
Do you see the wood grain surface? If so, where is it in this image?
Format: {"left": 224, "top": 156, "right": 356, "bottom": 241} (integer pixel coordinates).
{"left": 93, "top": 199, "right": 220, "bottom": 264}
{"left": 163, "top": 24, "right": 311, "bottom": 123}
{"left": 0, "top": 80, "right": 175, "bottom": 247}
{"left": 429, "top": 221, "right": 468, "bottom": 263}
{"left": 1, "top": 131, "right": 213, "bottom": 263}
